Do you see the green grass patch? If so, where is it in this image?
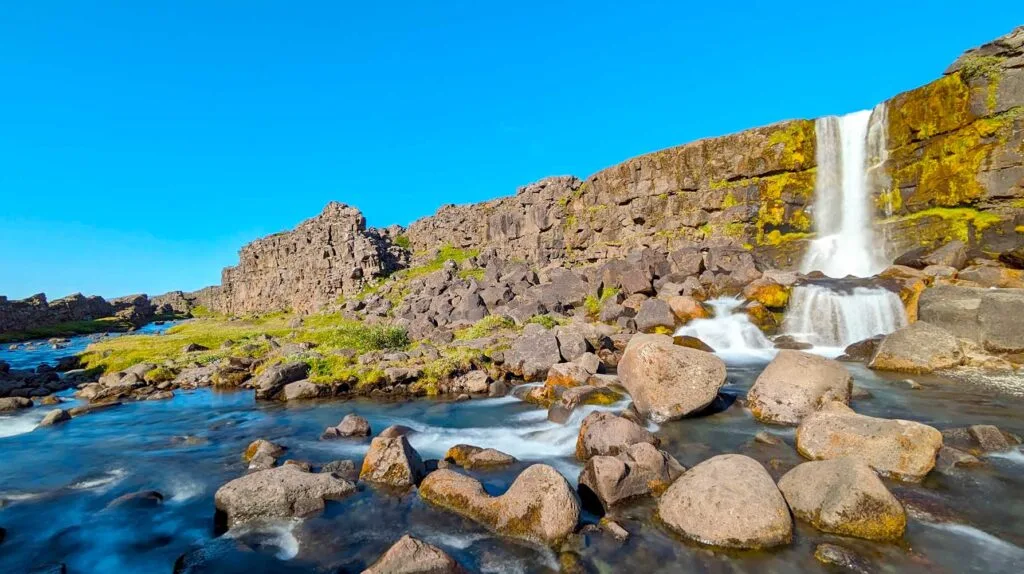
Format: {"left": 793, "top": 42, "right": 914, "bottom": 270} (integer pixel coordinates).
{"left": 403, "top": 244, "right": 480, "bottom": 280}
{"left": 455, "top": 315, "right": 517, "bottom": 340}
{"left": 298, "top": 314, "right": 409, "bottom": 352}
{"left": 457, "top": 268, "right": 485, "bottom": 281}
{"left": 582, "top": 287, "right": 620, "bottom": 319}
{"left": 526, "top": 314, "right": 568, "bottom": 329}
{"left": 394, "top": 234, "right": 412, "bottom": 250}
{"left": 0, "top": 317, "right": 132, "bottom": 344}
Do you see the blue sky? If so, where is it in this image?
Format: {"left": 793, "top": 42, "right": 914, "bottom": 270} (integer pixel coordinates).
{"left": 1, "top": 1, "right": 1021, "bottom": 300}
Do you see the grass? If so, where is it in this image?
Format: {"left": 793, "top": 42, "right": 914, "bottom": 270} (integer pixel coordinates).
{"left": 298, "top": 314, "right": 409, "bottom": 351}
{"left": 455, "top": 315, "right": 517, "bottom": 340}
{"left": 526, "top": 314, "right": 568, "bottom": 329}
{"left": 393, "top": 234, "right": 412, "bottom": 250}
{"left": 0, "top": 317, "right": 133, "bottom": 344}
{"left": 403, "top": 244, "right": 479, "bottom": 280}
{"left": 582, "top": 287, "right": 620, "bottom": 319}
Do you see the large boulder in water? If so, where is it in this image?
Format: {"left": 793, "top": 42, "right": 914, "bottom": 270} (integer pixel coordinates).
{"left": 778, "top": 457, "right": 906, "bottom": 541}
{"left": 0, "top": 397, "right": 33, "bottom": 412}
{"left": 918, "top": 286, "right": 1024, "bottom": 353}
{"left": 657, "top": 454, "right": 792, "bottom": 549}
{"left": 444, "top": 444, "right": 517, "bottom": 469}
{"left": 214, "top": 464, "right": 356, "bottom": 529}
{"left": 617, "top": 334, "right": 727, "bottom": 423}
{"left": 322, "top": 414, "right": 371, "bottom": 439}
{"left": 575, "top": 411, "right": 659, "bottom": 461}
{"left": 505, "top": 324, "right": 561, "bottom": 381}
{"left": 252, "top": 362, "right": 310, "bottom": 400}
{"left": 363, "top": 534, "right": 465, "bottom": 574}
{"left": 747, "top": 351, "right": 852, "bottom": 425}
{"left": 578, "top": 442, "right": 684, "bottom": 510}
{"left": 419, "top": 464, "right": 579, "bottom": 547}
{"left": 796, "top": 402, "right": 942, "bottom": 482}
{"left": 868, "top": 321, "right": 963, "bottom": 374}
{"left": 359, "top": 436, "right": 425, "bottom": 488}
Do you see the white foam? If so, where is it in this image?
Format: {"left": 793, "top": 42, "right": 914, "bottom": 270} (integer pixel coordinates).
{"left": 225, "top": 518, "right": 301, "bottom": 560}
{"left": 924, "top": 522, "right": 1024, "bottom": 560}
{"left": 783, "top": 284, "right": 907, "bottom": 348}
{"left": 986, "top": 448, "right": 1024, "bottom": 464}
{"left": 166, "top": 476, "right": 205, "bottom": 503}
{"left": 68, "top": 468, "right": 128, "bottom": 491}
{"left": 423, "top": 532, "right": 489, "bottom": 550}
{"left": 0, "top": 413, "right": 42, "bottom": 438}
{"left": 674, "top": 297, "right": 776, "bottom": 364}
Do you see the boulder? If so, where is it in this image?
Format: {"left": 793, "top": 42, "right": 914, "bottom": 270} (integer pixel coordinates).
{"left": 919, "top": 286, "right": 1024, "bottom": 353}
{"left": 319, "top": 459, "right": 359, "bottom": 482}
{"left": 657, "top": 454, "right": 792, "bottom": 549}
{"left": 282, "top": 380, "right": 323, "bottom": 401}
{"left": 544, "top": 362, "right": 590, "bottom": 389}
{"left": 575, "top": 411, "right": 658, "bottom": 461}
{"left": 505, "top": 324, "right": 561, "bottom": 381}
{"left": 555, "top": 326, "right": 589, "bottom": 362}
{"left": 252, "top": 362, "right": 311, "bottom": 400}
{"left": 359, "top": 436, "right": 425, "bottom": 488}
{"left": 633, "top": 299, "right": 676, "bottom": 333}
{"left": 243, "top": 439, "right": 285, "bottom": 471}
{"left": 814, "top": 543, "right": 872, "bottom": 574}
{"left": 322, "top": 414, "right": 372, "bottom": 439}
{"left": 747, "top": 351, "right": 852, "bottom": 425}
{"left": 378, "top": 424, "right": 415, "bottom": 439}
{"left": 778, "top": 457, "right": 906, "bottom": 541}
{"left": 38, "top": 409, "right": 71, "bottom": 427}
{"left": 617, "top": 334, "right": 727, "bottom": 423}
{"left": 0, "top": 397, "right": 33, "bottom": 412}
{"left": 869, "top": 322, "right": 963, "bottom": 373}
{"left": 666, "top": 295, "right": 708, "bottom": 323}
{"left": 451, "top": 370, "right": 489, "bottom": 394}
{"left": 444, "top": 444, "right": 517, "bottom": 469}
{"left": 214, "top": 465, "right": 356, "bottom": 529}
{"left": 999, "top": 246, "right": 1024, "bottom": 269}
{"left": 578, "top": 442, "right": 684, "bottom": 510}
{"left": 743, "top": 278, "right": 790, "bottom": 309}
{"left": 362, "top": 534, "right": 465, "bottom": 574}
{"left": 796, "top": 402, "right": 942, "bottom": 482}
{"left": 419, "top": 464, "right": 579, "bottom": 547}
{"left": 942, "top": 424, "right": 1022, "bottom": 455}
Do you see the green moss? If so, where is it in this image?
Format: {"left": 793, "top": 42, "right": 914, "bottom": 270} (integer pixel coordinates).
{"left": 457, "top": 268, "right": 485, "bottom": 281}
{"left": 414, "top": 346, "right": 488, "bottom": 392}
{"left": 455, "top": 315, "right": 516, "bottom": 340}
{"left": 526, "top": 315, "right": 567, "bottom": 329}
{"left": 143, "top": 366, "right": 176, "bottom": 384}
{"left": 393, "top": 234, "right": 411, "bottom": 250}
{"left": 0, "top": 316, "right": 133, "bottom": 344}
{"left": 882, "top": 207, "right": 1003, "bottom": 243}
{"left": 298, "top": 315, "right": 409, "bottom": 352}
{"left": 759, "top": 230, "right": 814, "bottom": 246}
{"left": 403, "top": 244, "right": 480, "bottom": 280}
{"left": 583, "top": 287, "right": 620, "bottom": 319}
{"left": 766, "top": 120, "right": 815, "bottom": 169}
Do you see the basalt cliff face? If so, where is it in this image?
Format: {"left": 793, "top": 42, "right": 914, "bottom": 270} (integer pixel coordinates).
{"left": 96, "top": 28, "right": 1024, "bottom": 316}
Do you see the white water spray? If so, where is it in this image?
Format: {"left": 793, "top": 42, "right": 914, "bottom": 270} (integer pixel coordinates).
{"left": 781, "top": 284, "right": 907, "bottom": 349}
{"left": 674, "top": 298, "right": 775, "bottom": 362}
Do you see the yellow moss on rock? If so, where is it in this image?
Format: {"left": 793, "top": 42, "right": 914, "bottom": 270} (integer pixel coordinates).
{"left": 888, "top": 73, "right": 975, "bottom": 148}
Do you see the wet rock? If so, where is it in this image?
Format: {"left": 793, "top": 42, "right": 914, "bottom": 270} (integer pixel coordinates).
{"left": 747, "top": 350, "right": 852, "bottom": 425}
{"left": 444, "top": 444, "right": 517, "bottom": 469}
{"left": 575, "top": 411, "right": 659, "bottom": 461}
{"left": 68, "top": 401, "right": 122, "bottom": 417}
{"left": 754, "top": 431, "right": 782, "bottom": 446}
{"left": 243, "top": 439, "right": 285, "bottom": 471}
{"left": 545, "top": 362, "right": 590, "bottom": 389}
{"left": 419, "top": 464, "right": 580, "bottom": 547}
{"left": 320, "top": 459, "right": 359, "bottom": 482}
{"left": 578, "top": 442, "right": 684, "bottom": 510}
{"left": 935, "top": 446, "right": 983, "bottom": 471}
{"left": 999, "top": 246, "right": 1024, "bottom": 269}
{"left": 941, "top": 424, "right": 1021, "bottom": 455}
{"left": 322, "top": 414, "right": 371, "bottom": 439}
{"left": 743, "top": 278, "right": 790, "bottom": 309}
{"left": 363, "top": 534, "right": 465, "bottom": 574}
{"left": 252, "top": 361, "right": 311, "bottom": 400}
{"left": 634, "top": 298, "right": 676, "bottom": 333}
{"left": 869, "top": 322, "right": 964, "bottom": 374}
{"left": 814, "top": 543, "right": 872, "bottom": 574}
{"left": 771, "top": 335, "right": 814, "bottom": 351}
{"left": 359, "top": 436, "right": 425, "bottom": 488}
{"left": 658, "top": 454, "right": 792, "bottom": 549}
{"left": 617, "top": 334, "right": 727, "bottom": 423}
{"left": 796, "top": 402, "right": 942, "bottom": 482}
{"left": 282, "top": 379, "right": 324, "bottom": 401}
{"left": 27, "top": 563, "right": 67, "bottom": 574}
{"left": 107, "top": 490, "right": 165, "bottom": 510}
{"left": 778, "top": 457, "right": 906, "bottom": 541}
{"left": 505, "top": 324, "right": 561, "bottom": 381}
{"left": 671, "top": 335, "right": 714, "bottom": 352}
{"left": 0, "top": 397, "right": 33, "bottom": 412}
{"left": 38, "top": 408, "right": 71, "bottom": 427}
{"left": 840, "top": 336, "right": 884, "bottom": 362}
{"left": 214, "top": 464, "right": 356, "bottom": 529}
{"left": 450, "top": 370, "right": 490, "bottom": 394}
{"left": 378, "top": 424, "right": 415, "bottom": 438}
{"left": 560, "top": 385, "right": 622, "bottom": 410}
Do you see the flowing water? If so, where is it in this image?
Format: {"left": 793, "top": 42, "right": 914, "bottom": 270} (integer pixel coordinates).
{"left": 786, "top": 106, "right": 906, "bottom": 348}
{"left": 674, "top": 298, "right": 775, "bottom": 363}
{"left": 4, "top": 332, "right": 1023, "bottom": 573}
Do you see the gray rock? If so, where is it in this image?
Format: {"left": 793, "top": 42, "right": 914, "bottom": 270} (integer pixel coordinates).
{"left": 505, "top": 324, "right": 561, "bottom": 381}
{"left": 38, "top": 409, "right": 71, "bottom": 427}
{"left": 282, "top": 379, "right": 323, "bottom": 401}
{"left": 633, "top": 298, "right": 676, "bottom": 333}
{"left": 0, "top": 397, "right": 33, "bottom": 412}
{"left": 869, "top": 322, "right": 964, "bottom": 374}
{"left": 214, "top": 465, "right": 356, "bottom": 529}
{"left": 747, "top": 351, "right": 851, "bottom": 425}
{"left": 575, "top": 411, "right": 658, "bottom": 461}
{"left": 578, "top": 442, "right": 684, "bottom": 509}
{"left": 359, "top": 436, "right": 425, "bottom": 488}
{"left": 363, "top": 534, "right": 465, "bottom": 574}
{"left": 252, "top": 362, "right": 311, "bottom": 400}
{"left": 555, "top": 326, "right": 589, "bottom": 362}
{"left": 319, "top": 459, "right": 359, "bottom": 482}
{"left": 322, "top": 414, "right": 371, "bottom": 439}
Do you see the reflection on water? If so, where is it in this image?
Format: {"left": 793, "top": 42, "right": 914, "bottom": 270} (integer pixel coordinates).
{"left": 1, "top": 340, "right": 1023, "bottom": 572}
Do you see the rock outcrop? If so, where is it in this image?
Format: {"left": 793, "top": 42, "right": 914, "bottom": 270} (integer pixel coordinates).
{"left": 657, "top": 454, "right": 792, "bottom": 549}
{"left": 796, "top": 402, "right": 943, "bottom": 482}
{"left": 419, "top": 464, "right": 579, "bottom": 547}
{"left": 919, "top": 286, "right": 1024, "bottom": 353}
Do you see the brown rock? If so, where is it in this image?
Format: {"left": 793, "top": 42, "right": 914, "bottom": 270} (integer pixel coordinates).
{"left": 444, "top": 444, "right": 517, "bottom": 469}
{"left": 666, "top": 296, "right": 708, "bottom": 323}
{"left": 575, "top": 411, "right": 659, "bottom": 461}
{"left": 322, "top": 414, "right": 372, "bottom": 439}
{"left": 362, "top": 534, "right": 465, "bottom": 574}
{"left": 796, "top": 402, "right": 943, "bottom": 482}
{"left": 747, "top": 350, "right": 852, "bottom": 425}
{"left": 578, "top": 442, "right": 684, "bottom": 509}
{"left": 869, "top": 321, "right": 964, "bottom": 374}
{"left": 657, "top": 454, "right": 792, "bottom": 549}
{"left": 359, "top": 436, "right": 425, "bottom": 488}
{"left": 617, "top": 334, "right": 727, "bottom": 423}
{"left": 214, "top": 464, "right": 356, "bottom": 529}
{"left": 778, "top": 457, "right": 906, "bottom": 541}
{"left": 419, "top": 464, "right": 579, "bottom": 547}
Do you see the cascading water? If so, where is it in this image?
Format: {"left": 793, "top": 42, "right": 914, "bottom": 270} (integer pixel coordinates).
{"left": 783, "top": 105, "right": 907, "bottom": 349}
{"left": 675, "top": 297, "right": 775, "bottom": 362}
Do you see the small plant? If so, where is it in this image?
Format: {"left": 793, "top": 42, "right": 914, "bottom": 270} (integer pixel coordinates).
{"left": 393, "top": 234, "right": 412, "bottom": 250}
{"left": 526, "top": 314, "right": 567, "bottom": 329}
{"left": 456, "top": 315, "right": 516, "bottom": 340}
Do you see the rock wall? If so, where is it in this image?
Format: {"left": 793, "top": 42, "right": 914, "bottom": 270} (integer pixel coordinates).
{"left": 189, "top": 28, "right": 1024, "bottom": 315}
{"left": 0, "top": 292, "right": 161, "bottom": 335}
{"left": 212, "top": 202, "right": 406, "bottom": 315}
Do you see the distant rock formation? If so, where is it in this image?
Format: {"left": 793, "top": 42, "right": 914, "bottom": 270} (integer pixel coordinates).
{"left": 0, "top": 292, "right": 162, "bottom": 335}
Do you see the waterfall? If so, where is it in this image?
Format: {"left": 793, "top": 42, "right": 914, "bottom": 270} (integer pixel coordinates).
{"left": 782, "top": 105, "right": 907, "bottom": 349}
{"left": 801, "top": 108, "right": 887, "bottom": 278}
{"left": 675, "top": 298, "right": 775, "bottom": 362}
{"left": 781, "top": 284, "right": 907, "bottom": 348}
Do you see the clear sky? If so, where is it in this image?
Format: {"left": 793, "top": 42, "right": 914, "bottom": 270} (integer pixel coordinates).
{"left": 1, "top": 1, "right": 1021, "bottom": 300}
